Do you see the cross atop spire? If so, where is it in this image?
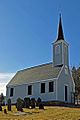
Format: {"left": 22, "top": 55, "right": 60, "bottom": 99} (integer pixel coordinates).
{"left": 57, "top": 14, "right": 64, "bottom": 41}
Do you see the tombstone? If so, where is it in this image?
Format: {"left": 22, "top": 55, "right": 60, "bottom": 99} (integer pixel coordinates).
{"left": 39, "top": 103, "right": 44, "bottom": 109}
{"left": 0, "top": 105, "right": 2, "bottom": 111}
{"left": 4, "top": 109, "right": 7, "bottom": 114}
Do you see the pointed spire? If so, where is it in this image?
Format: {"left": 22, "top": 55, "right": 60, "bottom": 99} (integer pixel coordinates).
{"left": 57, "top": 14, "right": 64, "bottom": 41}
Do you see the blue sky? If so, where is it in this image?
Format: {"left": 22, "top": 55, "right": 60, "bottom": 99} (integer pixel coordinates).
{"left": 0, "top": 0, "right": 80, "bottom": 95}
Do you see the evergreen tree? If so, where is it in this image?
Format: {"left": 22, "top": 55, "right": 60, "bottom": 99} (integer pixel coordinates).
{"left": 72, "top": 66, "right": 80, "bottom": 94}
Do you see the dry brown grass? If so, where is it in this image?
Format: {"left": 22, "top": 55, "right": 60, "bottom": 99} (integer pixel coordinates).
{"left": 0, "top": 106, "right": 80, "bottom": 120}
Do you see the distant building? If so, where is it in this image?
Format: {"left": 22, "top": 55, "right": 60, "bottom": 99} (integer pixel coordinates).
{"left": 6, "top": 15, "right": 75, "bottom": 104}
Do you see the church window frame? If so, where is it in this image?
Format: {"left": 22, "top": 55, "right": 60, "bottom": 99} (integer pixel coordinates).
{"left": 28, "top": 85, "right": 32, "bottom": 95}
{"left": 55, "top": 45, "right": 60, "bottom": 55}
{"left": 41, "top": 83, "right": 45, "bottom": 93}
{"left": 10, "top": 88, "right": 14, "bottom": 97}
{"left": 49, "top": 81, "right": 54, "bottom": 92}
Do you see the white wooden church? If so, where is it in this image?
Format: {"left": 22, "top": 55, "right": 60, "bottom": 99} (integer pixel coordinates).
{"left": 6, "top": 15, "right": 75, "bottom": 104}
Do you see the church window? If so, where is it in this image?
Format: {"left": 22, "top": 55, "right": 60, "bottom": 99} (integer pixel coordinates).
{"left": 28, "top": 85, "right": 32, "bottom": 95}
{"left": 49, "top": 81, "right": 54, "bottom": 92}
{"left": 41, "top": 83, "right": 45, "bottom": 93}
{"left": 55, "top": 45, "right": 60, "bottom": 54}
{"left": 10, "top": 88, "right": 14, "bottom": 97}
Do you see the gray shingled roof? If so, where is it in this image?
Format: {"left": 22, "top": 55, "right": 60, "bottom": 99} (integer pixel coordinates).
{"left": 7, "top": 63, "right": 62, "bottom": 86}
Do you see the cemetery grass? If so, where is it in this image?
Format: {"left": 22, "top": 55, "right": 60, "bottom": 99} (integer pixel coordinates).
{"left": 0, "top": 106, "right": 80, "bottom": 120}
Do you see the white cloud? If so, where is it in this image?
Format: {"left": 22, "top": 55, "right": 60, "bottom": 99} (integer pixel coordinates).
{"left": 0, "top": 73, "right": 15, "bottom": 96}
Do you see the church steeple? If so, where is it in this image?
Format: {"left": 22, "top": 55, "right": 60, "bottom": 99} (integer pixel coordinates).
{"left": 53, "top": 15, "right": 69, "bottom": 67}
{"left": 57, "top": 14, "right": 64, "bottom": 41}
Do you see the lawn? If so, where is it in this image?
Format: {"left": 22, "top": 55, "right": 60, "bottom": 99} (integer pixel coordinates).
{"left": 0, "top": 106, "right": 80, "bottom": 120}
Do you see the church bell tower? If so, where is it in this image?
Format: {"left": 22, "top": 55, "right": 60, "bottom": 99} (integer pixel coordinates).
{"left": 53, "top": 15, "right": 69, "bottom": 67}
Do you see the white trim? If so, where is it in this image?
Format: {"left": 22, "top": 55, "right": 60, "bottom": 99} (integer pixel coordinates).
{"left": 54, "top": 40, "right": 69, "bottom": 46}
{"left": 62, "top": 42, "right": 64, "bottom": 64}
{"left": 7, "top": 78, "right": 57, "bottom": 87}
{"left": 64, "top": 84, "right": 69, "bottom": 102}
{"left": 26, "top": 85, "right": 28, "bottom": 96}
{"left": 14, "top": 87, "right": 15, "bottom": 97}
{"left": 39, "top": 80, "right": 55, "bottom": 95}
{"left": 57, "top": 65, "right": 64, "bottom": 79}
{"left": 56, "top": 65, "right": 64, "bottom": 100}
{"left": 26, "top": 85, "right": 33, "bottom": 97}
{"left": 56, "top": 79, "right": 58, "bottom": 100}
{"left": 70, "top": 70, "right": 75, "bottom": 93}
{"left": 8, "top": 87, "right": 9, "bottom": 97}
